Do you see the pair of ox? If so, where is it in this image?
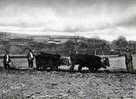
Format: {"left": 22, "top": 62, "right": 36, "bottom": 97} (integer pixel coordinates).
{"left": 35, "top": 52, "right": 110, "bottom": 72}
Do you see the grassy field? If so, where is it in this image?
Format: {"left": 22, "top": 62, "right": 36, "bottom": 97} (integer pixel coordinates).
{"left": 0, "top": 55, "right": 136, "bottom": 99}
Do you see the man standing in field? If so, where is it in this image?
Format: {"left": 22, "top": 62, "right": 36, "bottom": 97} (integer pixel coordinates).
{"left": 125, "top": 48, "right": 133, "bottom": 72}
{"left": 3, "top": 51, "right": 11, "bottom": 69}
{"left": 27, "top": 49, "right": 34, "bottom": 68}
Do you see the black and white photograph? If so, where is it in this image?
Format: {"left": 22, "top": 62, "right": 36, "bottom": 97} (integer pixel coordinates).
{"left": 0, "top": 0, "right": 136, "bottom": 98}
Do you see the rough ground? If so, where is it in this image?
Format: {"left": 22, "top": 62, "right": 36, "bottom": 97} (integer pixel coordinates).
{"left": 0, "top": 69, "right": 136, "bottom": 99}
{"left": 0, "top": 56, "right": 136, "bottom": 99}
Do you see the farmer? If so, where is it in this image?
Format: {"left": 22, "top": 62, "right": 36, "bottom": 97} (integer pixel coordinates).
{"left": 27, "top": 49, "right": 34, "bottom": 68}
{"left": 3, "top": 51, "right": 11, "bottom": 69}
{"left": 124, "top": 48, "right": 133, "bottom": 72}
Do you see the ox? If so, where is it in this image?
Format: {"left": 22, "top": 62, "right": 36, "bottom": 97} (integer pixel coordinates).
{"left": 35, "top": 52, "right": 62, "bottom": 70}
{"left": 69, "top": 54, "right": 110, "bottom": 72}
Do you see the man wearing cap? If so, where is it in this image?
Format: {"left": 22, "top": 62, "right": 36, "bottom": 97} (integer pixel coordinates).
{"left": 125, "top": 48, "right": 133, "bottom": 72}
{"left": 27, "top": 49, "right": 34, "bottom": 68}
{"left": 3, "top": 51, "right": 11, "bottom": 69}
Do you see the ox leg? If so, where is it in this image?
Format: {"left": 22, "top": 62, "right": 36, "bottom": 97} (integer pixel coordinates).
{"left": 89, "top": 67, "right": 94, "bottom": 72}
{"left": 36, "top": 65, "right": 39, "bottom": 70}
{"left": 78, "top": 65, "right": 82, "bottom": 72}
{"left": 53, "top": 65, "right": 58, "bottom": 71}
{"left": 93, "top": 67, "right": 98, "bottom": 72}
{"left": 70, "top": 64, "right": 74, "bottom": 71}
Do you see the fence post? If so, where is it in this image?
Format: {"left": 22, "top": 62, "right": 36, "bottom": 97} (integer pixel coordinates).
{"left": 94, "top": 49, "right": 97, "bottom": 55}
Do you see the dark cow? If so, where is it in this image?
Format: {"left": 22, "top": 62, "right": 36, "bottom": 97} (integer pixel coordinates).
{"left": 35, "top": 52, "right": 62, "bottom": 70}
{"left": 70, "top": 54, "right": 110, "bottom": 72}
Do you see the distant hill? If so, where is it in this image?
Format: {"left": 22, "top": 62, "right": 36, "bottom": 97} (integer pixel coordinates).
{"left": 2, "top": 32, "right": 136, "bottom": 55}
{"left": 0, "top": 32, "right": 85, "bottom": 44}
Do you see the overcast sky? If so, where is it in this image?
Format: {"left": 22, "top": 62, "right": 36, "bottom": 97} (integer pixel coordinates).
{"left": 0, "top": 0, "right": 136, "bottom": 41}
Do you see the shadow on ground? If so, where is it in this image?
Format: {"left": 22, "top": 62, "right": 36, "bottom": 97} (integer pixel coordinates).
{"left": 0, "top": 66, "right": 135, "bottom": 74}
